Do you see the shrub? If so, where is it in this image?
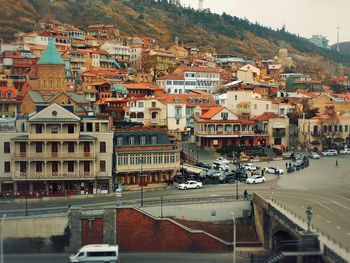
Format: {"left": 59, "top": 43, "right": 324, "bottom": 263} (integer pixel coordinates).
{"left": 272, "top": 147, "right": 283, "bottom": 156}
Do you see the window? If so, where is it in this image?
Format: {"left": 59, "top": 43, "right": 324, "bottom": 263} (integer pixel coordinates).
{"left": 68, "top": 161, "right": 74, "bottom": 172}
{"left": 20, "top": 162, "right": 27, "bottom": 173}
{"left": 176, "top": 119, "right": 180, "bottom": 125}
{"left": 4, "top": 142, "right": 10, "bottom": 154}
{"left": 95, "top": 123, "right": 100, "bottom": 132}
{"left": 86, "top": 123, "right": 93, "bottom": 132}
{"left": 266, "top": 104, "right": 269, "bottom": 110}
{"left": 68, "top": 142, "right": 75, "bottom": 153}
{"left": 254, "top": 104, "right": 257, "bottom": 110}
{"left": 4, "top": 162, "right": 10, "bottom": 173}
{"left": 7, "top": 91, "right": 12, "bottom": 99}
{"left": 339, "top": 125, "right": 343, "bottom": 132}
{"left": 117, "top": 137, "right": 123, "bottom": 145}
{"left": 67, "top": 124, "right": 75, "bottom": 134}
{"left": 36, "top": 162, "right": 42, "bottom": 173}
{"left": 35, "top": 125, "right": 43, "bottom": 134}
{"left": 221, "top": 112, "right": 228, "bottom": 119}
{"left": 323, "top": 126, "right": 327, "bottom": 132}
{"left": 138, "top": 102, "right": 144, "bottom": 108}
{"left": 345, "top": 125, "right": 349, "bottom": 132}
{"left": 51, "top": 125, "right": 59, "bottom": 134}
{"left": 151, "top": 135, "right": 157, "bottom": 145}
{"left": 80, "top": 123, "right": 84, "bottom": 132}
{"left": 100, "top": 160, "right": 106, "bottom": 172}
{"left": 36, "top": 142, "right": 43, "bottom": 153}
{"left": 129, "top": 136, "right": 135, "bottom": 145}
{"left": 152, "top": 101, "right": 156, "bottom": 107}
{"left": 100, "top": 142, "right": 106, "bottom": 153}
{"left": 140, "top": 136, "right": 146, "bottom": 145}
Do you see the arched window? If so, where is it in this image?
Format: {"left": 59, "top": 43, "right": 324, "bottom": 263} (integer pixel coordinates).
{"left": 117, "top": 136, "right": 123, "bottom": 145}
{"left": 129, "top": 136, "right": 135, "bottom": 145}
{"left": 49, "top": 79, "right": 53, "bottom": 89}
{"left": 130, "top": 112, "right": 136, "bottom": 118}
{"left": 57, "top": 78, "right": 60, "bottom": 89}
{"left": 137, "top": 112, "right": 144, "bottom": 119}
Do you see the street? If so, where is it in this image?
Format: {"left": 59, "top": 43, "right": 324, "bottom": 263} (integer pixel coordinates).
{"left": 5, "top": 253, "right": 251, "bottom": 263}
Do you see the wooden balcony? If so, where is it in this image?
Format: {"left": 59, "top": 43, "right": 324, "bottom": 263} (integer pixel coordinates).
{"left": 196, "top": 130, "right": 255, "bottom": 137}
{"left": 13, "top": 171, "right": 95, "bottom": 180}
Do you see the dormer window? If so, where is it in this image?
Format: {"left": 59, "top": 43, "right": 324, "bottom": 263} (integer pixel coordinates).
{"left": 140, "top": 136, "right": 146, "bottom": 145}
{"left": 221, "top": 112, "right": 228, "bottom": 120}
{"left": 129, "top": 136, "right": 135, "bottom": 145}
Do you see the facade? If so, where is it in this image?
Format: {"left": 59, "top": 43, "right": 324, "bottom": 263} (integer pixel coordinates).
{"left": 298, "top": 114, "right": 350, "bottom": 151}
{"left": 114, "top": 127, "right": 180, "bottom": 190}
{"left": 310, "top": 93, "right": 350, "bottom": 115}
{"left": 0, "top": 86, "right": 20, "bottom": 117}
{"left": 0, "top": 104, "right": 113, "bottom": 197}
{"left": 195, "top": 107, "right": 269, "bottom": 149}
{"left": 125, "top": 98, "right": 167, "bottom": 126}
{"left": 157, "top": 66, "right": 221, "bottom": 94}
{"left": 236, "top": 64, "right": 260, "bottom": 83}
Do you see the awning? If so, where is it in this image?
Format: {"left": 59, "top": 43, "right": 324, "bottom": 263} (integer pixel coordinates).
{"left": 182, "top": 164, "right": 204, "bottom": 175}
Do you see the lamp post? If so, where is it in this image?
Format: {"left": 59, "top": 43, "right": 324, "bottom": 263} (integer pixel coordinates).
{"left": 0, "top": 214, "right": 7, "bottom": 263}
{"left": 139, "top": 157, "right": 146, "bottom": 207}
{"left": 306, "top": 206, "right": 313, "bottom": 232}
{"left": 230, "top": 212, "right": 236, "bottom": 263}
{"left": 25, "top": 171, "right": 28, "bottom": 216}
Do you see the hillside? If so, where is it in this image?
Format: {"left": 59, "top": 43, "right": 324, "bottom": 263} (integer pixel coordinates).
{"left": 1, "top": 0, "right": 349, "bottom": 75}
{"left": 331, "top": 42, "right": 350, "bottom": 57}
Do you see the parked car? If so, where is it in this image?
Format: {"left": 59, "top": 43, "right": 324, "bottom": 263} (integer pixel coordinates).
{"left": 195, "top": 162, "right": 211, "bottom": 169}
{"left": 264, "top": 167, "right": 284, "bottom": 175}
{"left": 246, "top": 176, "right": 266, "bottom": 184}
{"left": 241, "top": 163, "right": 260, "bottom": 171}
{"left": 212, "top": 162, "right": 229, "bottom": 171}
{"left": 322, "top": 149, "right": 338, "bottom": 156}
{"left": 178, "top": 180, "right": 203, "bottom": 190}
{"left": 223, "top": 174, "right": 236, "bottom": 184}
{"left": 308, "top": 152, "right": 320, "bottom": 159}
{"left": 291, "top": 152, "right": 303, "bottom": 162}
{"left": 216, "top": 157, "right": 230, "bottom": 165}
{"left": 339, "top": 148, "right": 350, "bottom": 154}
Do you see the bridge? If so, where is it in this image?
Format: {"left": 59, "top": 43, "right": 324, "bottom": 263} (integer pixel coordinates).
{"left": 253, "top": 193, "right": 349, "bottom": 263}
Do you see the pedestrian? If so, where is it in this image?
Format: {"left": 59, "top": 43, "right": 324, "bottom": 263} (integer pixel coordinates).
{"left": 261, "top": 169, "right": 265, "bottom": 176}
{"left": 336, "top": 159, "right": 339, "bottom": 167}
{"left": 244, "top": 190, "right": 248, "bottom": 200}
{"left": 285, "top": 162, "right": 288, "bottom": 169}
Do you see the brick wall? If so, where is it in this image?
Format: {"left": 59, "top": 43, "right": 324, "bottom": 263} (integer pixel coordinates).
{"left": 116, "top": 208, "right": 231, "bottom": 252}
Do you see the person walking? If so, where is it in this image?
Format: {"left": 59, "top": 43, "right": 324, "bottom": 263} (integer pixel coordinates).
{"left": 336, "top": 159, "right": 339, "bottom": 167}
{"left": 244, "top": 190, "right": 248, "bottom": 200}
{"left": 285, "top": 162, "right": 288, "bottom": 169}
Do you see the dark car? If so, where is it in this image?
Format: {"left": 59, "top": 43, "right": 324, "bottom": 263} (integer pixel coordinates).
{"left": 196, "top": 162, "right": 211, "bottom": 169}
{"left": 224, "top": 174, "right": 236, "bottom": 184}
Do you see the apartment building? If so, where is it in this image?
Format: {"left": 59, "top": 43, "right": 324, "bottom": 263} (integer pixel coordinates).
{"left": 114, "top": 126, "right": 180, "bottom": 190}
{"left": 0, "top": 103, "right": 113, "bottom": 197}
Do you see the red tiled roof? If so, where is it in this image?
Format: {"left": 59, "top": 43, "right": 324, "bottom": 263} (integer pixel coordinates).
{"left": 250, "top": 112, "right": 280, "bottom": 122}
{"left": 122, "top": 83, "right": 162, "bottom": 90}
{"left": 156, "top": 92, "right": 216, "bottom": 107}
{"left": 158, "top": 74, "right": 184, "bottom": 80}
{"left": 174, "top": 66, "right": 222, "bottom": 73}
{"left": 200, "top": 107, "right": 223, "bottom": 119}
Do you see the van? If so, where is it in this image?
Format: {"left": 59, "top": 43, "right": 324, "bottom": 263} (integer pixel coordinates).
{"left": 69, "top": 244, "right": 119, "bottom": 263}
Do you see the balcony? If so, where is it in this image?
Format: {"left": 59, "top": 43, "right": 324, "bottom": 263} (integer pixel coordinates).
{"left": 196, "top": 130, "right": 255, "bottom": 136}
{"left": 12, "top": 152, "right": 96, "bottom": 160}
{"left": 117, "top": 162, "right": 180, "bottom": 173}
{"left": 13, "top": 171, "right": 95, "bottom": 179}
{"left": 150, "top": 119, "right": 159, "bottom": 124}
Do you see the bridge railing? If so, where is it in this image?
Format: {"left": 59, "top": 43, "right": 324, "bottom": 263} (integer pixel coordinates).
{"left": 270, "top": 198, "right": 350, "bottom": 263}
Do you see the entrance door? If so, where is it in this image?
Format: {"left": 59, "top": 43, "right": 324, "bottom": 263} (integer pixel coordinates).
{"left": 84, "top": 142, "right": 90, "bottom": 157}
{"left": 81, "top": 218, "right": 104, "bottom": 245}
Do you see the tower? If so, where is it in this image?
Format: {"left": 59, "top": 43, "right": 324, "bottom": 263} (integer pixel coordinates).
{"left": 198, "top": 0, "right": 204, "bottom": 11}
{"left": 337, "top": 27, "right": 340, "bottom": 52}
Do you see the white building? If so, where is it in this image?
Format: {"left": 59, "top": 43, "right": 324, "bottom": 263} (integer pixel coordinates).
{"left": 157, "top": 66, "right": 221, "bottom": 94}
{"left": 100, "top": 41, "right": 131, "bottom": 65}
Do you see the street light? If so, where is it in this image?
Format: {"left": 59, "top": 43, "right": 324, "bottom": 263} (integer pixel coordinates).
{"left": 306, "top": 206, "right": 313, "bottom": 232}
{"left": 0, "top": 214, "right": 7, "bottom": 263}
{"left": 230, "top": 212, "right": 236, "bottom": 263}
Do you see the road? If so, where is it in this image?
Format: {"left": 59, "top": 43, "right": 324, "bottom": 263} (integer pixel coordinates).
{"left": 1, "top": 151, "right": 350, "bottom": 256}
{"left": 5, "top": 253, "right": 251, "bottom": 263}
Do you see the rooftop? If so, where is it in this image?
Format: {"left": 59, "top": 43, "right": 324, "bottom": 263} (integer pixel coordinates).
{"left": 38, "top": 39, "right": 65, "bottom": 65}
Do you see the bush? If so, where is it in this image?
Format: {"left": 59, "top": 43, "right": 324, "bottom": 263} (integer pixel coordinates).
{"left": 272, "top": 147, "right": 283, "bottom": 156}
{"left": 50, "top": 225, "right": 70, "bottom": 253}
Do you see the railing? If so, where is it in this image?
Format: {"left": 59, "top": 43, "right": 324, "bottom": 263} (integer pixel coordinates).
{"left": 13, "top": 172, "right": 94, "bottom": 179}
{"left": 12, "top": 152, "right": 96, "bottom": 159}
{"left": 150, "top": 119, "right": 159, "bottom": 124}
{"left": 197, "top": 130, "right": 255, "bottom": 136}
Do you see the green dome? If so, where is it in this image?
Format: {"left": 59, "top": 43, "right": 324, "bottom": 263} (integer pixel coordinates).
{"left": 38, "top": 39, "right": 65, "bottom": 65}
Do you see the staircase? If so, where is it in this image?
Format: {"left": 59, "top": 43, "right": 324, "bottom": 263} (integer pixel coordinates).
{"left": 264, "top": 252, "right": 284, "bottom": 263}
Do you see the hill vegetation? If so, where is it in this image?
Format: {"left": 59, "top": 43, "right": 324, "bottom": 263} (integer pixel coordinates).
{"left": 1, "top": 0, "right": 349, "bottom": 74}
{"left": 331, "top": 42, "right": 350, "bottom": 57}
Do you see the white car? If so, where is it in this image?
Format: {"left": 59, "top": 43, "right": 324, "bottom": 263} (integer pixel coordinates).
{"left": 178, "top": 180, "right": 203, "bottom": 190}
{"left": 212, "top": 162, "right": 229, "bottom": 171}
{"left": 246, "top": 176, "right": 266, "bottom": 184}
{"left": 339, "top": 148, "right": 350, "bottom": 154}
{"left": 308, "top": 152, "right": 320, "bottom": 159}
{"left": 322, "top": 149, "right": 338, "bottom": 156}
{"left": 264, "top": 167, "right": 284, "bottom": 174}
{"left": 242, "top": 163, "right": 259, "bottom": 171}
{"left": 216, "top": 157, "right": 230, "bottom": 165}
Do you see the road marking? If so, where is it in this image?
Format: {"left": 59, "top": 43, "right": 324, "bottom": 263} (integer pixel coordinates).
{"left": 326, "top": 220, "right": 331, "bottom": 224}
{"left": 336, "top": 226, "right": 341, "bottom": 230}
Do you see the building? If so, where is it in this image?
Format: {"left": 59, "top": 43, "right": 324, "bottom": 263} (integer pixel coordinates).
{"left": 308, "top": 35, "right": 329, "bottom": 49}
{"left": 195, "top": 107, "right": 269, "bottom": 148}
{"left": 298, "top": 113, "right": 350, "bottom": 151}
{"left": 114, "top": 126, "right": 180, "bottom": 190}
{"left": 157, "top": 66, "right": 221, "bottom": 94}
{"left": 0, "top": 86, "right": 20, "bottom": 117}
{"left": 0, "top": 103, "right": 113, "bottom": 197}
{"left": 310, "top": 93, "right": 350, "bottom": 115}
{"left": 236, "top": 64, "right": 260, "bottom": 83}
{"left": 29, "top": 39, "right": 66, "bottom": 93}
